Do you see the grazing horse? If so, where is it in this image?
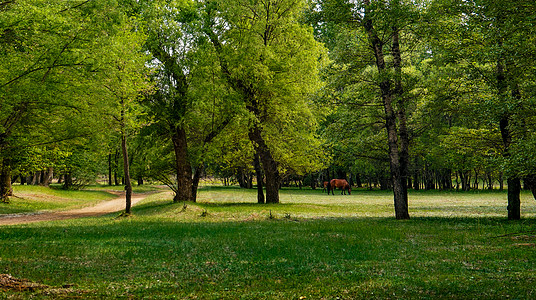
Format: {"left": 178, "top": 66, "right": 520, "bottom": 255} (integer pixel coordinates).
{"left": 329, "top": 179, "right": 351, "bottom": 195}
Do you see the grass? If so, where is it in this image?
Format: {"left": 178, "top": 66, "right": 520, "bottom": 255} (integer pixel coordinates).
{"left": 0, "top": 186, "right": 536, "bottom": 299}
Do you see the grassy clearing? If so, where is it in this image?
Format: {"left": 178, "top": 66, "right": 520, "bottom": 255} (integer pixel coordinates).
{"left": 0, "top": 186, "right": 535, "bottom": 299}
{"left": 0, "top": 185, "right": 116, "bottom": 215}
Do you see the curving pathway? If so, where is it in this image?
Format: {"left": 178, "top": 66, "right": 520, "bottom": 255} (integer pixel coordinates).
{"left": 0, "top": 192, "right": 151, "bottom": 226}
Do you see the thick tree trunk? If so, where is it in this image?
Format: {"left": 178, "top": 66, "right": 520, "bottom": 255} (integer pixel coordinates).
{"left": 249, "top": 125, "right": 279, "bottom": 204}
{"left": 121, "top": 135, "right": 132, "bottom": 214}
{"left": 253, "top": 152, "right": 265, "bottom": 204}
{"left": 172, "top": 125, "right": 193, "bottom": 202}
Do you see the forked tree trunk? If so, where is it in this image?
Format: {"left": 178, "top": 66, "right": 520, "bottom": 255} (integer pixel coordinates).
{"left": 249, "top": 125, "right": 279, "bottom": 204}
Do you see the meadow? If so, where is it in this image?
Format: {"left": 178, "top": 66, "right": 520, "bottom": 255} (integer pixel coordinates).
{"left": 0, "top": 185, "right": 535, "bottom": 299}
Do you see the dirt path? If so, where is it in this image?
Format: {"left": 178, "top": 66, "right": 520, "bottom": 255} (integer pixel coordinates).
{"left": 0, "top": 192, "right": 152, "bottom": 226}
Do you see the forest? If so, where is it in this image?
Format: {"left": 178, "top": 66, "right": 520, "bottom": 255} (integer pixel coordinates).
{"left": 1, "top": 0, "right": 536, "bottom": 220}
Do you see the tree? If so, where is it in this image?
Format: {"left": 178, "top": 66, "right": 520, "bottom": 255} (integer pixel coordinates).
{"left": 137, "top": 0, "right": 235, "bottom": 202}
{"left": 313, "top": 0, "right": 428, "bottom": 219}
{"left": 203, "top": 0, "right": 326, "bottom": 203}
{"left": 102, "top": 25, "right": 153, "bottom": 214}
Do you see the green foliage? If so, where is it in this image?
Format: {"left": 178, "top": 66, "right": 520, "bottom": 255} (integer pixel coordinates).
{"left": 0, "top": 0, "right": 150, "bottom": 191}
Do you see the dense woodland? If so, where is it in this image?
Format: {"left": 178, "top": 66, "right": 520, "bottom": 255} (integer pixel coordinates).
{"left": 1, "top": 0, "right": 535, "bottom": 219}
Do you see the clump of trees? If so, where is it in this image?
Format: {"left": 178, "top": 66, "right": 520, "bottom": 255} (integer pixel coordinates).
{"left": 1, "top": 0, "right": 535, "bottom": 220}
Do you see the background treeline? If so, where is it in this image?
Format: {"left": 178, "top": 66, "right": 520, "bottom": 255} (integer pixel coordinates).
{"left": 1, "top": 0, "right": 535, "bottom": 218}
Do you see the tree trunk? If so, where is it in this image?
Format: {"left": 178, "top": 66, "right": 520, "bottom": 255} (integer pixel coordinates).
{"left": 363, "top": 2, "right": 409, "bottom": 219}
{"left": 121, "top": 135, "right": 132, "bottom": 214}
{"left": 0, "top": 164, "right": 13, "bottom": 203}
{"left": 249, "top": 125, "right": 279, "bottom": 204}
{"left": 108, "top": 153, "right": 113, "bottom": 186}
{"left": 507, "top": 177, "right": 521, "bottom": 220}
{"left": 191, "top": 165, "right": 203, "bottom": 203}
{"left": 31, "top": 172, "right": 40, "bottom": 185}
{"left": 393, "top": 26, "right": 410, "bottom": 218}
{"left": 172, "top": 125, "right": 193, "bottom": 202}
{"left": 41, "top": 167, "right": 54, "bottom": 187}
{"left": 63, "top": 171, "right": 73, "bottom": 190}
{"left": 114, "top": 150, "right": 119, "bottom": 186}
{"left": 253, "top": 152, "right": 265, "bottom": 204}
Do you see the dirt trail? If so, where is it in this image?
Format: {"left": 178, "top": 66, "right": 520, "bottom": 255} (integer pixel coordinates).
{"left": 0, "top": 192, "right": 151, "bottom": 226}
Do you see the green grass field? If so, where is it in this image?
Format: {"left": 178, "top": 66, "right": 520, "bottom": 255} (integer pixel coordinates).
{"left": 0, "top": 186, "right": 535, "bottom": 299}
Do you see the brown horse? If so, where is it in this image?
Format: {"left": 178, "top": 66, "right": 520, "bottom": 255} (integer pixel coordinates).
{"left": 329, "top": 179, "right": 351, "bottom": 195}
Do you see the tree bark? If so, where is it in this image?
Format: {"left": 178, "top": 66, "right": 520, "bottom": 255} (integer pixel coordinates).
{"left": 172, "top": 125, "right": 193, "bottom": 202}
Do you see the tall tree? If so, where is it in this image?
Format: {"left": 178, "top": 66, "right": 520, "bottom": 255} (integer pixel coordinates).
{"left": 138, "top": 0, "right": 234, "bottom": 202}
{"left": 313, "top": 0, "right": 424, "bottom": 219}
{"left": 203, "top": 0, "right": 326, "bottom": 203}
{"left": 102, "top": 26, "right": 153, "bottom": 214}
